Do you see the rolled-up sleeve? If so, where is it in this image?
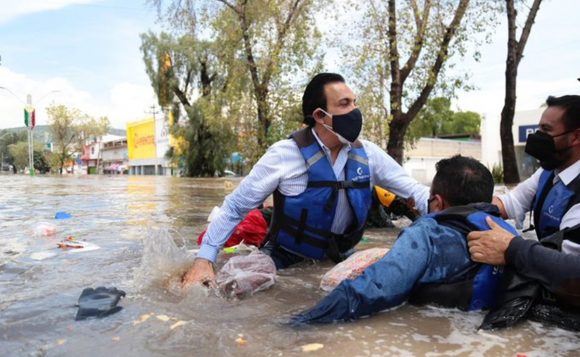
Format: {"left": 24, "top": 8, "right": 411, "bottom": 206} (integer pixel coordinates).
{"left": 363, "top": 141, "right": 430, "bottom": 215}
{"left": 197, "top": 144, "right": 287, "bottom": 262}
{"left": 499, "top": 169, "right": 542, "bottom": 229}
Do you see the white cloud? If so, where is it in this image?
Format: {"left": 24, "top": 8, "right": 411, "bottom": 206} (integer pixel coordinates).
{"left": 456, "top": 77, "right": 579, "bottom": 116}
{"left": 108, "top": 82, "right": 158, "bottom": 128}
{"left": 0, "top": 0, "right": 102, "bottom": 24}
{"left": 0, "top": 66, "right": 155, "bottom": 130}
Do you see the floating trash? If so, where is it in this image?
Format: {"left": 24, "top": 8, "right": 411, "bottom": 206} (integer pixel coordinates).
{"left": 55, "top": 212, "right": 72, "bottom": 220}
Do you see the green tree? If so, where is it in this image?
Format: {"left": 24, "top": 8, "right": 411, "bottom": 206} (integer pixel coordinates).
{"left": 83, "top": 116, "right": 110, "bottom": 174}
{"left": 33, "top": 148, "right": 51, "bottom": 174}
{"left": 47, "top": 105, "right": 80, "bottom": 174}
{"left": 408, "top": 97, "right": 481, "bottom": 142}
{"left": 7, "top": 141, "right": 29, "bottom": 173}
{"left": 141, "top": 32, "right": 234, "bottom": 176}
{"left": 408, "top": 97, "right": 454, "bottom": 140}
{"left": 0, "top": 130, "right": 27, "bottom": 173}
{"left": 151, "top": 0, "right": 322, "bottom": 153}
{"left": 341, "top": 0, "right": 498, "bottom": 163}
{"left": 448, "top": 111, "right": 480, "bottom": 135}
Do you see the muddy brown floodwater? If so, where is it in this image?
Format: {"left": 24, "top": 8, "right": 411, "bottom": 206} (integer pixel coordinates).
{"left": 0, "top": 175, "right": 578, "bottom": 356}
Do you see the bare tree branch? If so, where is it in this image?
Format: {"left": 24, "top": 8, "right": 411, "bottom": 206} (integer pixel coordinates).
{"left": 406, "top": 0, "right": 469, "bottom": 121}
{"left": 515, "top": 0, "right": 542, "bottom": 66}
{"left": 400, "top": 0, "right": 431, "bottom": 82}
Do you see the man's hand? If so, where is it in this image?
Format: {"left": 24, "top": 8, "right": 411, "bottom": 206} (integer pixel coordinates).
{"left": 467, "top": 216, "right": 516, "bottom": 265}
{"left": 181, "top": 258, "right": 217, "bottom": 289}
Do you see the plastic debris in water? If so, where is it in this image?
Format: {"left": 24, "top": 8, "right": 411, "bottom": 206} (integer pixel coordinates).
{"left": 57, "top": 236, "right": 85, "bottom": 249}
{"left": 156, "top": 315, "right": 171, "bottom": 322}
{"left": 30, "top": 251, "right": 58, "bottom": 261}
{"left": 56, "top": 236, "right": 100, "bottom": 253}
{"left": 133, "top": 313, "right": 152, "bottom": 325}
{"left": 301, "top": 343, "right": 324, "bottom": 352}
{"left": 34, "top": 222, "right": 57, "bottom": 237}
{"left": 75, "top": 287, "right": 126, "bottom": 321}
{"left": 170, "top": 320, "right": 187, "bottom": 330}
{"left": 223, "top": 246, "right": 238, "bottom": 254}
{"left": 55, "top": 211, "right": 72, "bottom": 220}
{"left": 235, "top": 334, "right": 247, "bottom": 346}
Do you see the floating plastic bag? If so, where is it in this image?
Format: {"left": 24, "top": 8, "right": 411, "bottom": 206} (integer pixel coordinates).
{"left": 57, "top": 236, "right": 100, "bottom": 253}
{"left": 33, "top": 222, "right": 57, "bottom": 237}
{"left": 320, "top": 248, "right": 389, "bottom": 292}
{"left": 55, "top": 211, "right": 72, "bottom": 219}
{"left": 216, "top": 251, "right": 276, "bottom": 299}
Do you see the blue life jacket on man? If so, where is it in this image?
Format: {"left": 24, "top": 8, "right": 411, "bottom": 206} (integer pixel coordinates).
{"left": 409, "top": 203, "right": 519, "bottom": 311}
{"left": 532, "top": 170, "right": 580, "bottom": 238}
{"left": 267, "top": 128, "right": 372, "bottom": 263}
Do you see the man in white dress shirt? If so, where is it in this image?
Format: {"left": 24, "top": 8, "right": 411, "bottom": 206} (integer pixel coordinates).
{"left": 182, "top": 73, "right": 429, "bottom": 288}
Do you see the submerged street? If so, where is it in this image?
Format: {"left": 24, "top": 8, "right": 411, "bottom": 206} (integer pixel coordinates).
{"left": 0, "top": 175, "right": 578, "bottom": 356}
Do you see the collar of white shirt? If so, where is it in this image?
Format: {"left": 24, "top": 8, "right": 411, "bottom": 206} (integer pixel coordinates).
{"left": 556, "top": 160, "right": 580, "bottom": 186}
{"left": 310, "top": 128, "right": 352, "bottom": 154}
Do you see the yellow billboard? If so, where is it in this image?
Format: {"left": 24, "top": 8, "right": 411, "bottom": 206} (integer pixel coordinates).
{"left": 127, "top": 118, "right": 156, "bottom": 160}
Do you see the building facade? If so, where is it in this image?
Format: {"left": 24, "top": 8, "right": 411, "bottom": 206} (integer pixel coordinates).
{"left": 403, "top": 137, "right": 481, "bottom": 184}
{"left": 101, "top": 138, "right": 128, "bottom": 174}
{"left": 127, "top": 115, "right": 176, "bottom": 176}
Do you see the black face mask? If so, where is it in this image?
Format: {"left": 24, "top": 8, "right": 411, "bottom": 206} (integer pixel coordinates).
{"left": 321, "top": 108, "right": 363, "bottom": 143}
{"left": 525, "top": 130, "right": 573, "bottom": 170}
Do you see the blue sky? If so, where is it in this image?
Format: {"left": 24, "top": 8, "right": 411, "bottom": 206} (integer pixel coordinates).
{"left": 0, "top": 0, "right": 160, "bottom": 130}
{"left": 0, "top": 0, "right": 579, "bottom": 131}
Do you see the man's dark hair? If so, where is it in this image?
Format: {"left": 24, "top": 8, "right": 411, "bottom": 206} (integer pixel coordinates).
{"left": 546, "top": 95, "right": 580, "bottom": 131}
{"left": 302, "top": 73, "right": 345, "bottom": 126}
{"left": 431, "top": 155, "right": 494, "bottom": 206}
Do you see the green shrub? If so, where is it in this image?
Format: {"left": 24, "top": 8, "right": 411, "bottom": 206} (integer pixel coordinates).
{"left": 491, "top": 163, "right": 504, "bottom": 184}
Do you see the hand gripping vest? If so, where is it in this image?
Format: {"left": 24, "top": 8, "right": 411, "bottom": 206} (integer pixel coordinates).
{"left": 267, "top": 128, "right": 372, "bottom": 262}
{"left": 532, "top": 170, "right": 580, "bottom": 239}
{"left": 408, "top": 204, "right": 519, "bottom": 311}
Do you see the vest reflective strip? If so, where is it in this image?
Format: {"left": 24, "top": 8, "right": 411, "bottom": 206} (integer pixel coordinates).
{"left": 306, "top": 150, "right": 325, "bottom": 169}
{"left": 348, "top": 152, "right": 368, "bottom": 166}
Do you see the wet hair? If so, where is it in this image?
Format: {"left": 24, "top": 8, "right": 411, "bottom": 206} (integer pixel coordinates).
{"left": 431, "top": 155, "right": 494, "bottom": 206}
{"left": 546, "top": 95, "right": 580, "bottom": 131}
{"left": 302, "top": 73, "right": 345, "bottom": 126}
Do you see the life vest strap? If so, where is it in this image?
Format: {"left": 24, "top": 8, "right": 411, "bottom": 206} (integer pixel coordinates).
{"left": 307, "top": 180, "right": 369, "bottom": 189}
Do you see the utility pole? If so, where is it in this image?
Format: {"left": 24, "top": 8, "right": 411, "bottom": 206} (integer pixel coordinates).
{"left": 145, "top": 105, "right": 159, "bottom": 120}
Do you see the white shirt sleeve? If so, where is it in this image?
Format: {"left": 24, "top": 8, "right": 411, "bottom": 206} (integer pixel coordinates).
{"left": 498, "top": 168, "right": 543, "bottom": 229}
{"left": 363, "top": 140, "right": 430, "bottom": 215}
{"left": 197, "top": 141, "right": 295, "bottom": 262}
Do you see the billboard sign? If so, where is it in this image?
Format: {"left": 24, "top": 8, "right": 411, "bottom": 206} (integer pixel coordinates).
{"left": 127, "top": 118, "right": 156, "bottom": 160}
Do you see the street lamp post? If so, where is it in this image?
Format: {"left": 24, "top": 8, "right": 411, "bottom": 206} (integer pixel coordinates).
{"left": 25, "top": 94, "right": 36, "bottom": 176}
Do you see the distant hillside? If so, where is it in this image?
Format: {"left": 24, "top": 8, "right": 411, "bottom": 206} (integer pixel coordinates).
{"left": 2, "top": 125, "right": 126, "bottom": 143}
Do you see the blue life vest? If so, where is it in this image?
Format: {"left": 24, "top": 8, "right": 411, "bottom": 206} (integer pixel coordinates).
{"left": 268, "top": 128, "right": 372, "bottom": 262}
{"left": 409, "top": 204, "right": 519, "bottom": 311}
{"left": 532, "top": 170, "right": 580, "bottom": 239}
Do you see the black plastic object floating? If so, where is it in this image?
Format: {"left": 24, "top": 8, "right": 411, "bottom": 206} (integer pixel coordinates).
{"left": 75, "top": 286, "right": 126, "bottom": 321}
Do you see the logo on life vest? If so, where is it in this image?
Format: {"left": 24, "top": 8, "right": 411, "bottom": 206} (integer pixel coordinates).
{"left": 357, "top": 167, "right": 363, "bottom": 175}
{"left": 548, "top": 205, "right": 554, "bottom": 214}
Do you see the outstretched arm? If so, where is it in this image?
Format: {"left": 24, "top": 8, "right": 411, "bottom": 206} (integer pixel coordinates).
{"left": 291, "top": 224, "right": 433, "bottom": 324}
